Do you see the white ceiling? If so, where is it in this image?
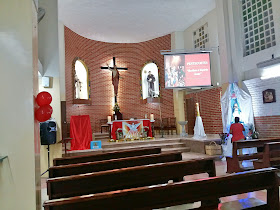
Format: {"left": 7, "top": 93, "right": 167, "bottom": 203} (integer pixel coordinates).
{"left": 58, "top": 0, "right": 216, "bottom": 43}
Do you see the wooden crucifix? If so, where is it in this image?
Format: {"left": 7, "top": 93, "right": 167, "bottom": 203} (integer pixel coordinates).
{"left": 101, "top": 57, "right": 128, "bottom": 103}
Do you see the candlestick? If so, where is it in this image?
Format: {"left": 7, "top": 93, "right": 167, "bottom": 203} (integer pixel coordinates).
{"left": 150, "top": 113, "right": 154, "bottom": 121}
{"left": 107, "top": 116, "right": 111, "bottom": 123}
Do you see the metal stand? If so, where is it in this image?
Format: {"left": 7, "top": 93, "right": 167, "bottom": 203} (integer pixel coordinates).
{"left": 160, "top": 120, "right": 164, "bottom": 138}
{"left": 178, "top": 121, "right": 188, "bottom": 137}
{"left": 41, "top": 144, "right": 50, "bottom": 176}
{"left": 159, "top": 103, "right": 164, "bottom": 138}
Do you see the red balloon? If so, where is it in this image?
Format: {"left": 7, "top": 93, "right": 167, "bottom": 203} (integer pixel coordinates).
{"left": 36, "top": 91, "right": 52, "bottom": 106}
{"left": 35, "top": 105, "right": 53, "bottom": 122}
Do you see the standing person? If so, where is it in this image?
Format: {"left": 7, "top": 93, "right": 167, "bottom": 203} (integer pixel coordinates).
{"left": 230, "top": 117, "right": 245, "bottom": 142}
{"left": 147, "top": 71, "right": 155, "bottom": 97}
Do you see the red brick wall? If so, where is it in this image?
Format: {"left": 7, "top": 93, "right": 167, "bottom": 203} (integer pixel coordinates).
{"left": 65, "top": 27, "right": 174, "bottom": 132}
{"left": 185, "top": 87, "right": 223, "bottom": 134}
{"left": 254, "top": 116, "right": 280, "bottom": 138}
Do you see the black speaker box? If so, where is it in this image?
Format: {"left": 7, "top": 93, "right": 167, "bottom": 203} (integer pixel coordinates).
{"left": 40, "top": 121, "right": 56, "bottom": 145}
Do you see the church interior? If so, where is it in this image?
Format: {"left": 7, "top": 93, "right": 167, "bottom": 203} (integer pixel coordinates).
{"left": 1, "top": 0, "right": 280, "bottom": 209}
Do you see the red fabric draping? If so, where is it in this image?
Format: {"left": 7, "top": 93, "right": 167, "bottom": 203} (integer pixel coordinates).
{"left": 111, "top": 119, "right": 152, "bottom": 140}
{"left": 70, "top": 115, "right": 92, "bottom": 150}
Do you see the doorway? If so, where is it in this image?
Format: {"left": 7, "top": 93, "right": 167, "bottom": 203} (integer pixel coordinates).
{"left": 186, "top": 98, "right": 195, "bottom": 135}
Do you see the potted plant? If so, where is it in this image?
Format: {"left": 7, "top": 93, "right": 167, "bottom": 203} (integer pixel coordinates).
{"left": 113, "top": 103, "right": 123, "bottom": 120}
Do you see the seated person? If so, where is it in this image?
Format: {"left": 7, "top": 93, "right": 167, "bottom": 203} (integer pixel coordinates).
{"left": 230, "top": 117, "right": 245, "bottom": 142}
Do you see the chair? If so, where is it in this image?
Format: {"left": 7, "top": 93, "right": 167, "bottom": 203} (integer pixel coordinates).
{"left": 100, "top": 119, "right": 109, "bottom": 133}
{"left": 169, "top": 117, "right": 177, "bottom": 135}
{"left": 162, "top": 118, "right": 169, "bottom": 135}
{"left": 153, "top": 118, "right": 161, "bottom": 134}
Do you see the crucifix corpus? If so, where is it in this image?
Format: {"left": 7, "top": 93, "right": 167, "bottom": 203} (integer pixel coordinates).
{"left": 101, "top": 57, "right": 128, "bottom": 103}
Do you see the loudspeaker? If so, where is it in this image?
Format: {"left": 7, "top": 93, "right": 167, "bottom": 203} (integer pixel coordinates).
{"left": 40, "top": 121, "right": 57, "bottom": 145}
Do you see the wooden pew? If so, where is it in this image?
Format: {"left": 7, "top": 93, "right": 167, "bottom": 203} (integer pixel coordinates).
{"left": 254, "top": 142, "right": 280, "bottom": 169}
{"left": 53, "top": 147, "right": 161, "bottom": 166}
{"left": 47, "top": 158, "right": 216, "bottom": 200}
{"left": 44, "top": 168, "right": 279, "bottom": 210}
{"left": 226, "top": 137, "right": 280, "bottom": 173}
{"left": 49, "top": 152, "right": 182, "bottom": 178}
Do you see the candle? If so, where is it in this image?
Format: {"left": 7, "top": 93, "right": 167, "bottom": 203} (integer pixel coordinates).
{"left": 196, "top": 103, "right": 200, "bottom": 116}
{"left": 107, "top": 116, "right": 111, "bottom": 123}
{"left": 145, "top": 114, "right": 147, "bottom": 119}
{"left": 150, "top": 113, "right": 154, "bottom": 121}
{"left": 115, "top": 115, "right": 118, "bottom": 120}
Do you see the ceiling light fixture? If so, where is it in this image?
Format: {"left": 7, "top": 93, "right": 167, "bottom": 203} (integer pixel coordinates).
{"left": 258, "top": 55, "right": 280, "bottom": 80}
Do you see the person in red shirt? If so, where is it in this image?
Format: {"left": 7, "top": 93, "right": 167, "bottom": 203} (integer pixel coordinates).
{"left": 230, "top": 117, "right": 245, "bottom": 142}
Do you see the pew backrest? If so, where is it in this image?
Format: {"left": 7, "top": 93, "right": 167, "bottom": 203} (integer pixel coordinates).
{"left": 53, "top": 147, "right": 161, "bottom": 166}
{"left": 227, "top": 138, "right": 280, "bottom": 173}
{"left": 44, "top": 168, "right": 279, "bottom": 210}
{"left": 262, "top": 142, "right": 280, "bottom": 167}
{"left": 47, "top": 158, "right": 216, "bottom": 199}
{"left": 49, "top": 152, "right": 182, "bottom": 178}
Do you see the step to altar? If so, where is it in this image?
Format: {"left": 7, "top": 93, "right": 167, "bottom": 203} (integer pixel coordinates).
{"left": 65, "top": 136, "right": 190, "bottom": 157}
{"left": 102, "top": 140, "right": 190, "bottom": 153}
{"left": 93, "top": 132, "right": 110, "bottom": 142}
{"left": 64, "top": 134, "right": 222, "bottom": 157}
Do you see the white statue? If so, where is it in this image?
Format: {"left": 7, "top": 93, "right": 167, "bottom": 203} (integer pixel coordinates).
{"left": 74, "top": 71, "right": 82, "bottom": 99}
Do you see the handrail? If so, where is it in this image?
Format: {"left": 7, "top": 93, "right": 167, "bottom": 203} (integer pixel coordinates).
{"left": 0, "top": 156, "right": 8, "bottom": 162}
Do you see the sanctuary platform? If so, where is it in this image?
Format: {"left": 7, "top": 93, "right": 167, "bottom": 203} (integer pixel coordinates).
{"left": 63, "top": 133, "right": 221, "bottom": 157}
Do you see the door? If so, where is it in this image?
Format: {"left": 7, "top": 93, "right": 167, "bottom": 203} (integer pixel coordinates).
{"left": 186, "top": 98, "right": 195, "bottom": 135}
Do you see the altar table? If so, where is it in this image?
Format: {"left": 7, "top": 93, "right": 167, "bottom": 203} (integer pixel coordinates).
{"left": 110, "top": 119, "right": 153, "bottom": 140}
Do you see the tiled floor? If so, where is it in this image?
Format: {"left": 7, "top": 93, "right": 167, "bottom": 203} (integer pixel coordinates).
{"left": 41, "top": 153, "right": 271, "bottom": 209}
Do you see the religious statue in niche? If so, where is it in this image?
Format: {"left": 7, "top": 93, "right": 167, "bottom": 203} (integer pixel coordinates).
{"left": 74, "top": 59, "right": 89, "bottom": 100}
{"left": 74, "top": 70, "right": 82, "bottom": 99}
{"left": 141, "top": 62, "right": 160, "bottom": 100}
{"left": 147, "top": 71, "right": 156, "bottom": 97}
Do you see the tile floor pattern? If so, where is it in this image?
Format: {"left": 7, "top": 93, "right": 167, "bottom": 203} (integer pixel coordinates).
{"left": 41, "top": 153, "right": 271, "bottom": 209}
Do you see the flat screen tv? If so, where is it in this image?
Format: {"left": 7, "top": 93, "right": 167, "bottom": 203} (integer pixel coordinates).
{"left": 164, "top": 52, "right": 211, "bottom": 88}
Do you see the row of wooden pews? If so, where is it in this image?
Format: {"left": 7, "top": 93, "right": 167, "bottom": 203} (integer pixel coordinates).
{"left": 43, "top": 146, "right": 280, "bottom": 209}
{"left": 226, "top": 138, "right": 280, "bottom": 173}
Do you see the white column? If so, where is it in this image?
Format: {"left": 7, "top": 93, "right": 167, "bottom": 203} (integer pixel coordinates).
{"left": 171, "top": 31, "right": 186, "bottom": 134}
{"left": 216, "top": 0, "right": 235, "bottom": 85}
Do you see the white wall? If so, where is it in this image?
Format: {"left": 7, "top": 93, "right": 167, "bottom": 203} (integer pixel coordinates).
{"left": 183, "top": 9, "right": 221, "bottom": 87}
{"left": 39, "top": 77, "right": 62, "bottom": 177}
{"left": 38, "top": 0, "right": 60, "bottom": 77}
{"left": 38, "top": 0, "right": 63, "bottom": 176}
{"left": 227, "top": 0, "right": 280, "bottom": 80}
{"left": 0, "top": 0, "right": 40, "bottom": 209}
{"left": 58, "top": 21, "right": 66, "bottom": 101}
{"left": 244, "top": 77, "right": 280, "bottom": 117}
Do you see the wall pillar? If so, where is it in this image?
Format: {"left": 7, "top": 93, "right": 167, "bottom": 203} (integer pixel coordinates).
{"left": 0, "top": 0, "right": 40, "bottom": 209}
{"left": 171, "top": 31, "right": 186, "bottom": 134}
{"left": 38, "top": 0, "right": 62, "bottom": 177}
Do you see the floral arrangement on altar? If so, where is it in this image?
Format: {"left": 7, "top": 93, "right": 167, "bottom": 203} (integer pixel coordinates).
{"left": 113, "top": 103, "right": 120, "bottom": 112}
{"left": 219, "top": 133, "right": 228, "bottom": 144}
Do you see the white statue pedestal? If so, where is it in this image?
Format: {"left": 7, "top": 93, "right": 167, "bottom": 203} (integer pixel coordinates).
{"left": 178, "top": 121, "right": 188, "bottom": 137}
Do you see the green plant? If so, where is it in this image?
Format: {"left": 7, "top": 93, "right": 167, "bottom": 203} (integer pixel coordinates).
{"left": 219, "top": 133, "right": 228, "bottom": 144}
{"left": 113, "top": 103, "right": 120, "bottom": 112}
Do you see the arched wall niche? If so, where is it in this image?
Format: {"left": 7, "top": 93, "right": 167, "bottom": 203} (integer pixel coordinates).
{"left": 141, "top": 61, "right": 160, "bottom": 100}
{"left": 72, "top": 57, "right": 91, "bottom": 104}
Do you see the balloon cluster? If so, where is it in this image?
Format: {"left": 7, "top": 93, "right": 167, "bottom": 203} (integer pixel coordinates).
{"left": 35, "top": 91, "right": 53, "bottom": 122}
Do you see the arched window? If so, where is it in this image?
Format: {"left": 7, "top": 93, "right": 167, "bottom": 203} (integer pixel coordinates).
{"left": 141, "top": 62, "right": 160, "bottom": 100}
{"left": 73, "top": 58, "right": 90, "bottom": 103}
